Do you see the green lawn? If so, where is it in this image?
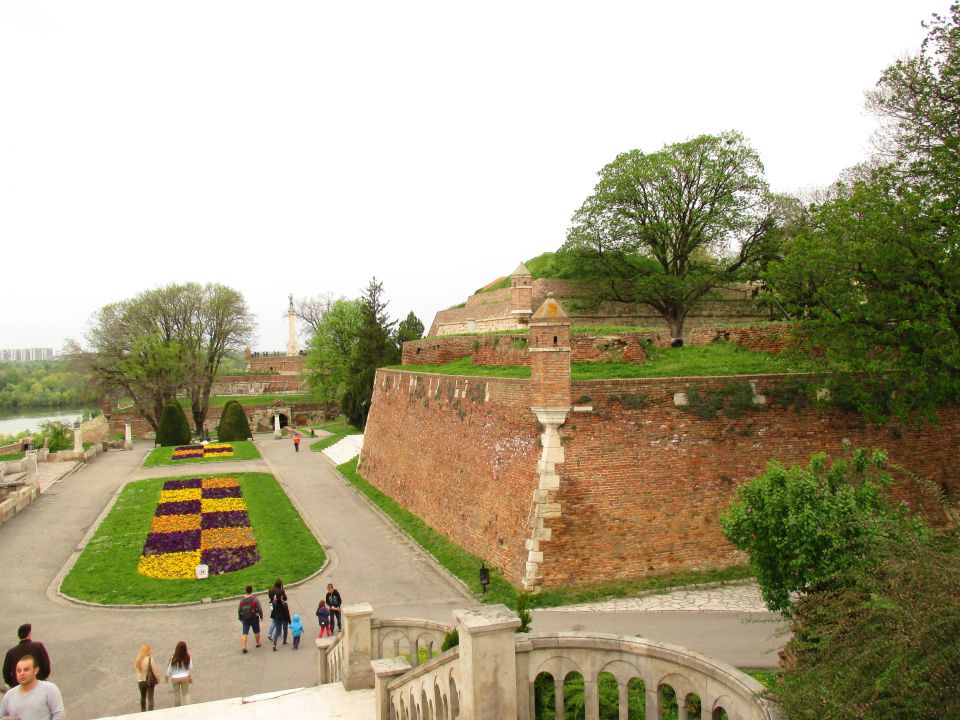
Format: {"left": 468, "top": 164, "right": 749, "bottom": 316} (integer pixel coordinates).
{"left": 59, "top": 472, "right": 325, "bottom": 604}
{"left": 143, "top": 440, "right": 261, "bottom": 467}
{"left": 392, "top": 343, "right": 821, "bottom": 380}
{"left": 177, "top": 394, "right": 315, "bottom": 410}
{"left": 0, "top": 451, "right": 26, "bottom": 462}
{"left": 309, "top": 416, "right": 362, "bottom": 453}
{"left": 336, "top": 458, "right": 752, "bottom": 608}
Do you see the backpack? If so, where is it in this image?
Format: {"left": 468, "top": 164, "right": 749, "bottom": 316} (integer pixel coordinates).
{"left": 239, "top": 596, "right": 256, "bottom": 621}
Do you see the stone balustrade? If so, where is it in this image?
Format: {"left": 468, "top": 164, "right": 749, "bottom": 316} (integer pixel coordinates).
{"left": 323, "top": 603, "right": 780, "bottom": 720}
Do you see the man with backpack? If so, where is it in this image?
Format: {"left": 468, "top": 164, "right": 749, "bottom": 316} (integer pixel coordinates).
{"left": 238, "top": 585, "right": 264, "bottom": 654}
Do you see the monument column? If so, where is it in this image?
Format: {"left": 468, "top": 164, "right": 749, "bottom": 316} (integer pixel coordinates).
{"left": 286, "top": 293, "right": 299, "bottom": 357}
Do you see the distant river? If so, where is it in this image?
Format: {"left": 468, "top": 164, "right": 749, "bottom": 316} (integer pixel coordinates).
{"left": 0, "top": 406, "right": 90, "bottom": 437}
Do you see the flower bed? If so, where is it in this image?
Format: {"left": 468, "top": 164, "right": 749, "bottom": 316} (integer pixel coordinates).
{"left": 171, "top": 443, "right": 234, "bottom": 461}
{"left": 137, "top": 477, "right": 259, "bottom": 579}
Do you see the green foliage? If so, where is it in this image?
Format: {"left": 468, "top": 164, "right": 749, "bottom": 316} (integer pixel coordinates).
{"left": 721, "top": 447, "right": 928, "bottom": 612}
{"left": 155, "top": 401, "right": 191, "bottom": 447}
{"left": 217, "top": 399, "right": 253, "bottom": 442}
{"left": 623, "top": 393, "right": 648, "bottom": 410}
{"left": 681, "top": 382, "right": 756, "bottom": 420}
{"left": 396, "top": 311, "right": 425, "bottom": 346}
{"left": 305, "top": 298, "right": 365, "bottom": 404}
{"left": 534, "top": 673, "right": 647, "bottom": 720}
{"left": 0, "top": 360, "right": 94, "bottom": 409}
{"left": 59, "top": 472, "right": 325, "bottom": 604}
{"left": 563, "top": 131, "right": 777, "bottom": 338}
{"left": 440, "top": 628, "right": 459, "bottom": 651}
{"left": 777, "top": 536, "right": 960, "bottom": 720}
{"left": 40, "top": 421, "right": 73, "bottom": 452}
{"left": 515, "top": 591, "right": 532, "bottom": 633}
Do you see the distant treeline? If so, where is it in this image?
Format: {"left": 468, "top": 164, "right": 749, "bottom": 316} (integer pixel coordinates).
{"left": 0, "top": 360, "right": 94, "bottom": 408}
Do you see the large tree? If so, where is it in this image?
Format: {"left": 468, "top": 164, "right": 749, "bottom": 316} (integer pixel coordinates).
{"left": 563, "top": 131, "right": 777, "bottom": 339}
{"left": 69, "top": 283, "right": 254, "bottom": 433}
{"left": 767, "top": 5, "right": 960, "bottom": 419}
{"left": 304, "top": 298, "right": 365, "bottom": 404}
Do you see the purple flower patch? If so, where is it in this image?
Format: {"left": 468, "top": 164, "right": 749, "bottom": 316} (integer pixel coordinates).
{"left": 155, "top": 500, "right": 202, "bottom": 515}
{"left": 142, "top": 529, "right": 201, "bottom": 556}
{"left": 202, "top": 545, "right": 260, "bottom": 574}
{"left": 201, "top": 510, "right": 250, "bottom": 529}
{"left": 163, "top": 478, "right": 202, "bottom": 491}
{"left": 201, "top": 486, "right": 242, "bottom": 499}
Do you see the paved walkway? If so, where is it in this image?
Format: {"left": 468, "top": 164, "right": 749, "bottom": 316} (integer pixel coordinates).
{"left": 0, "top": 436, "right": 787, "bottom": 720}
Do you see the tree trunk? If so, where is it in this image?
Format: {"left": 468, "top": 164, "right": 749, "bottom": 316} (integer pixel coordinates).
{"left": 666, "top": 310, "right": 686, "bottom": 342}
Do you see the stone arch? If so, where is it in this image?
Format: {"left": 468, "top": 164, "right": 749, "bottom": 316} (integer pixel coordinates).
{"left": 421, "top": 687, "right": 430, "bottom": 720}
{"left": 597, "top": 670, "right": 619, "bottom": 719}
{"left": 532, "top": 655, "right": 583, "bottom": 683}
{"left": 534, "top": 671, "right": 556, "bottom": 719}
{"left": 711, "top": 696, "right": 733, "bottom": 719}
{"left": 685, "top": 690, "right": 703, "bottom": 719}
{"left": 598, "top": 659, "right": 644, "bottom": 686}
{"left": 277, "top": 413, "right": 289, "bottom": 429}
{"left": 434, "top": 681, "right": 445, "bottom": 720}
{"left": 656, "top": 671, "right": 697, "bottom": 704}
{"left": 448, "top": 675, "right": 460, "bottom": 719}
{"left": 627, "top": 677, "right": 646, "bottom": 720}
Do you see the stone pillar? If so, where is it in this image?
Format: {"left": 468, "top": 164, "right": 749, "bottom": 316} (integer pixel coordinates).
{"left": 454, "top": 605, "right": 521, "bottom": 720}
{"left": 25, "top": 450, "right": 39, "bottom": 491}
{"left": 315, "top": 636, "right": 338, "bottom": 685}
{"left": 287, "top": 293, "right": 299, "bottom": 356}
{"left": 73, "top": 426, "right": 83, "bottom": 454}
{"left": 371, "top": 656, "right": 410, "bottom": 720}
{"left": 342, "top": 602, "right": 375, "bottom": 690}
{"left": 274, "top": 413, "right": 281, "bottom": 439}
{"left": 124, "top": 422, "right": 133, "bottom": 450}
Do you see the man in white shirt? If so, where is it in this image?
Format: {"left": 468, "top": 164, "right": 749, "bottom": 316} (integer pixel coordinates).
{"left": 0, "top": 655, "right": 64, "bottom": 720}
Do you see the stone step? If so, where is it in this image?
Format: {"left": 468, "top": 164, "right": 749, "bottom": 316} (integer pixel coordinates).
{"left": 0, "top": 471, "right": 27, "bottom": 487}
{"left": 96, "top": 685, "right": 375, "bottom": 720}
{"left": 323, "top": 434, "right": 364, "bottom": 465}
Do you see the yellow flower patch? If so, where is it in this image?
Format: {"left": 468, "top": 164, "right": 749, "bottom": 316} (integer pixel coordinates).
{"left": 137, "top": 550, "right": 202, "bottom": 580}
{"left": 151, "top": 514, "right": 202, "bottom": 534}
{"left": 201, "top": 477, "right": 240, "bottom": 489}
{"left": 158, "top": 488, "right": 203, "bottom": 504}
{"left": 201, "top": 526, "right": 256, "bottom": 549}
{"left": 201, "top": 497, "right": 247, "bottom": 513}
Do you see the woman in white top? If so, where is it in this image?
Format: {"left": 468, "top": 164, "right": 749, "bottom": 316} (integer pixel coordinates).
{"left": 134, "top": 644, "right": 161, "bottom": 712}
{"left": 166, "top": 641, "right": 193, "bottom": 706}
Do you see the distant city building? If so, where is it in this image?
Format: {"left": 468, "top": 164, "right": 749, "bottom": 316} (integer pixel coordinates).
{"left": 0, "top": 347, "right": 55, "bottom": 362}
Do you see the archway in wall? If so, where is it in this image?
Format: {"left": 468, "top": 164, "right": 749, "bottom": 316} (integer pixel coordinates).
{"left": 278, "top": 413, "right": 289, "bottom": 429}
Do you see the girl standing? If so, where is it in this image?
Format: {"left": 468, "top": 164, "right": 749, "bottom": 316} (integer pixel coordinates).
{"left": 134, "top": 644, "right": 160, "bottom": 712}
{"left": 166, "top": 641, "right": 193, "bottom": 706}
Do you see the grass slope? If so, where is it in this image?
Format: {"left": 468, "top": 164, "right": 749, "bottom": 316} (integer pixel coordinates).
{"left": 60, "top": 472, "right": 324, "bottom": 604}
{"left": 143, "top": 440, "right": 261, "bottom": 467}
{"left": 309, "top": 416, "right": 362, "bottom": 453}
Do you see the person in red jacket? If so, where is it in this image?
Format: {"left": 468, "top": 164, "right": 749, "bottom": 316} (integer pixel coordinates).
{"left": 293, "top": 436, "right": 300, "bottom": 452}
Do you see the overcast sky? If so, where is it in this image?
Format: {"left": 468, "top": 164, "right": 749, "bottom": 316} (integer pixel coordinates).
{"left": 0, "top": 1, "right": 943, "bottom": 352}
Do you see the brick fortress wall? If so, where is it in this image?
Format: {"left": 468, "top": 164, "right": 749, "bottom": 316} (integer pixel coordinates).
{"left": 360, "top": 369, "right": 960, "bottom": 589}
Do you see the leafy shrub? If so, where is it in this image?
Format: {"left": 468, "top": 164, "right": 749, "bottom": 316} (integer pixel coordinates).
{"left": 721, "top": 447, "right": 928, "bottom": 612}
{"left": 41, "top": 421, "right": 73, "bottom": 452}
{"left": 217, "top": 400, "right": 252, "bottom": 441}
{"left": 777, "top": 536, "right": 960, "bottom": 719}
{"left": 682, "top": 382, "right": 756, "bottom": 420}
{"left": 440, "top": 628, "right": 459, "bottom": 651}
{"left": 155, "top": 401, "right": 191, "bottom": 446}
{"left": 515, "top": 592, "right": 532, "bottom": 633}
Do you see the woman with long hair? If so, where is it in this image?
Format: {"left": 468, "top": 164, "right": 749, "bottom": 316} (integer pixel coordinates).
{"left": 165, "top": 641, "right": 193, "bottom": 706}
{"left": 134, "top": 644, "right": 160, "bottom": 712}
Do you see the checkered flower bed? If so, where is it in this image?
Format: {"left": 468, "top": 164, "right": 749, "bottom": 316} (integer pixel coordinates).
{"left": 171, "top": 443, "right": 234, "bottom": 461}
{"left": 137, "top": 477, "right": 259, "bottom": 579}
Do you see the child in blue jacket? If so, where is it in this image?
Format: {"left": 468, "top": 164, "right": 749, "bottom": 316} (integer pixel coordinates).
{"left": 290, "top": 614, "right": 304, "bottom": 649}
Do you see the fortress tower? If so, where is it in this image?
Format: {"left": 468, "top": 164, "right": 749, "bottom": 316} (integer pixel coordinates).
{"left": 509, "top": 262, "right": 533, "bottom": 326}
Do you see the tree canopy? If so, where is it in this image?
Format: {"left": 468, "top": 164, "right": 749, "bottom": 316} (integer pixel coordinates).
{"left": 766, "top": 4, "right": 960, "bottom": 419}
{"left": 68, "top": 283, "right": 255, "bottom": 433}
{"left": 563, "top": 131, "right": 777, "bottom": 338}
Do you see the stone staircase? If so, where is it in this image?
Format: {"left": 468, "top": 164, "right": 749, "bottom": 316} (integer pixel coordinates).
{"left": 323, "top": 434, "right": 364, "bottom": 465}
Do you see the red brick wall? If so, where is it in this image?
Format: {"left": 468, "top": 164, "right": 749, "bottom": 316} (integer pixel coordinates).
{"left": 360, "top": 370, "right": 960, "bottom": 589}
{"left": 360, "top": 370, "right": 539, "bottom": 583}
{"left": 402, "top": 333, "right": 648, "bottom": 367}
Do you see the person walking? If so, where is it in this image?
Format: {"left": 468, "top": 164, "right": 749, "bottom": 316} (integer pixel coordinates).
{"left": 134, "top": 644, "right": 160, "bottom": 712}
{"left": 316, "top": 600, "right": 331, "bottom": 638}
{"left": 293, "top": 436, "right": 300, "bottom": 452}
{"left": 268, "top": 580, "right": 291, "bottom": 650}
{"left": 3, "top": 623, "right": 52, "bottom": 688}
{"left": 165, "top": 641, "right": 193, "bottom": 707}
{"left": 290, "top": 614, "right": 304, "bottom": 649}
{"left": 238, "top": 585, "right": 264, "bottom": 654}
{"left": 0, "top": 655, "right": 64, "bottom": 720}
{"left": 325, "top": 583, "right": 343, "bottom": 634}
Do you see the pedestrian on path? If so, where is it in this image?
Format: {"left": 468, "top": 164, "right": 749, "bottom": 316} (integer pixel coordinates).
{"left": 290, "top": 615, "right": 304, "bottom": 649}
{"left": 293, "top": 436, "right": 300, "bottom": 452}
{"left": 268, "top": 579, "right": 291, "bottom": 650}
{"left": 316, "top": 600, "right": 331, "bottom": 637}
{"left": 165, "top": 641, "right": 193, "bottom": 707}
{"left": 134, "top": 644, "right": 160, "bottom": 712}
{"left": 3, "top": 623, "right": 51, "bottom": 688}
{"left": 325, "top": 583, "right": 343, "bottom": 634}
{"left": 0, "top": 655, "right": 64, "bottom": 720}
{"left": 238, "top": 585, "right": 263, "bottom": 654}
